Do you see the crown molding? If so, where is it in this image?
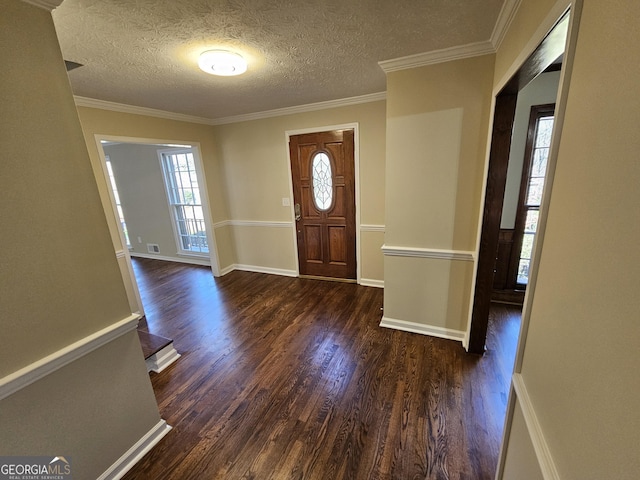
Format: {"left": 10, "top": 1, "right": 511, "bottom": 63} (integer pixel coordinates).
{"left": 74, "top": 92, "right": 386, "bottom": 127}
{"left": 73, "top": 96, "right": 215, "bottom": 125}
{"left": 378, "top": 41, "right": 495, "bottom": 73}
{"left": 20, "top": 0, "right": 63, "bottom": 10}
{"left": 490, "top": 0, "right": 523, "bottom": 50}
{"left": 377, "top": 0, "right": 524, "bottom": 75}
{"left": 210, "top": 92, "right": 386, "bottom": 125}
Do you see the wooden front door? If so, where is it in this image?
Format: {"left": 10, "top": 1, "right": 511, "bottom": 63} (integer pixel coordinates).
{"left": 289, "top": 129, "right": 356, "bottom": 280}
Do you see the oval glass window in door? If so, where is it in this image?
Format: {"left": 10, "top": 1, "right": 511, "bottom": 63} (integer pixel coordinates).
{"left": 312, "top": 152, "right": 333, "bottom": 211}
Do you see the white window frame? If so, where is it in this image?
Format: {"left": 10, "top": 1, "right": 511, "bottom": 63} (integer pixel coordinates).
{"left": 159, "top": 148, "right": 210, "bottom": 257}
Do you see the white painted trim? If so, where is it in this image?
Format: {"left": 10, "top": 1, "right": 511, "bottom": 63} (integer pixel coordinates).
{"left": 512, "top": 374, "right": 560, "bottom": 480}
{"left": 76, "top": 96, "right": 213, "bottom": 125}
{"left": 20, "top": 0, "right": 63, "bottom": 10}
{"left": 211, "top": 93, "right": 386, "bottom": 125}
{"left": 212, "top": 220, "right": 232, "bottom": 229}
{"left": 130, "top": 252, "right": 211, "bottom": 266}
{"left": 232, "top": 264, "right": 298, "bottom": 277}
{"left": 0, "top": 314, "right": 140, "bottom": 400}
{"left": 219, "top": 264, "right": 235, "bottom": 276}
{"left": 381, "top": 244, "right": 475, "bottom": 261}
{"left": 380, "top": 317, "right": 465, "bottom": 343}
{"left": 216, "top": 220, "right": 293, "bottom": 228}
{"left": 360, "top": 278, "right": 384, "bottom": 289}
{"left": 96, "top": 146, "right": 145, "bottom": 315}
{"left": 97, "top": 419, "right": 172, "bottom": 480}
{"left": 360, "top": 224, "right": 385, "bottom": 233}
{"left": 145, "top": 344, "right": 180, "bottom": 374}
{"left": 379, "top": 41, "right": 495, "bottom": 73}
{"left": 490, "top": 0, "right": 523, "bottom": 50}
{"left": 75, "top": 93, "right": 386, "bottom": 127}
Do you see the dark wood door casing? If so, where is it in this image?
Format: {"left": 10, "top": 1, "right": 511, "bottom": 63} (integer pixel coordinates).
{"left": 289, "top": 130, "right": 356, "bottom": 280}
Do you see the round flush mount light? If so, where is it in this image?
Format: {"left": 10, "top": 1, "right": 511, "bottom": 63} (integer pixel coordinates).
{"left": 198, "top": 50, "right": 247, "bottom": 76}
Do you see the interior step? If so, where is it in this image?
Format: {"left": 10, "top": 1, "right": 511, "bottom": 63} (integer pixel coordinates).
{"left": 137, "top": 329, "right": 180, "bottom": 373}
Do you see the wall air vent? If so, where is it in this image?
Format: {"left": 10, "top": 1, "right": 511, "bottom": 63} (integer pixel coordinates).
{"left": 147, "top": 243, "right": 160, "bottom": 254}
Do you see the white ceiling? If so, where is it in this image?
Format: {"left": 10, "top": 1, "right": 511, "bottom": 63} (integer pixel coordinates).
{"left": 52, "top": 0, "right": 506, "bottom": 121}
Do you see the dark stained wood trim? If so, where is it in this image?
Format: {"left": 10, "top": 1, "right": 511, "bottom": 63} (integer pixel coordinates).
{"left": 493, "top": 229, "right": 515, "bottom": 290}
{"left": 507, "top": 104, "right": 556, "bottom": 289}
{"left": 469, "top": 12, "right": 568, "bottom": 355}
{"left": 469, "top": 93, "right": 518, "bottom": 354}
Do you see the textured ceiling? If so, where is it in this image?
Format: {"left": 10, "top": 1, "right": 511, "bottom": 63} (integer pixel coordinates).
{"left": 52, "top": 0, "right": 505, "bottom": 120}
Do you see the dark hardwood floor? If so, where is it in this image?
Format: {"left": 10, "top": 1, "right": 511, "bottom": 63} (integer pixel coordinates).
{"left": 124, "top": 257, "right": 521, "bottom": 480}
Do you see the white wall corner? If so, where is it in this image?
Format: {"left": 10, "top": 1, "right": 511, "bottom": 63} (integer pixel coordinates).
{"left": 490, "top": 0, "right": 523, "bottom": 50}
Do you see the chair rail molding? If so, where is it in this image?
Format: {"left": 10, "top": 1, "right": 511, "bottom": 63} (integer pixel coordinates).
{"left": 0, "top": 314, "right": 140, "bottom": 400}
{"left": 381, "top": 244, "right": 475, "bottom": 261}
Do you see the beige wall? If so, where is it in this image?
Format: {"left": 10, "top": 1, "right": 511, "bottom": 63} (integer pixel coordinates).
{"left": 79, "top": 101, "right": 386, "bottom": 283}
{"left": 213, "top": 100, "right": 386, "bottom": 282}
{"left": 498, "top": 0, "right": 640, "bottom": 478}
{"left": 383, "top": 54, "right": 494, "bottom": 335}
{"left": 0, "top": 2, "right": 161, "bottom": 478}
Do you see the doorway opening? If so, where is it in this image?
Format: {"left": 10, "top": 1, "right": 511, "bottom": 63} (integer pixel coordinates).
{"left": 95, "top": 136, "right": 220, "bottom": 318}
{"left": 468, "top": 11, "right": 570, "bottom": 354}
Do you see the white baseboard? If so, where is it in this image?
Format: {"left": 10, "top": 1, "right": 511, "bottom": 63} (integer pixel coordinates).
{"left": 512, "top": 373, "right": 560, "bottom": 480}
{"left": 0, "top": 314, "right": 140, "bottom": 401}
{"left": 223, "top": 264, "right": 298, "bottom": 277}
{"left": 380, "top": 316, "right": 465, "bottom": 343}
{"left": 97, "top": 419, "right": 172, "bottom": 480}
{"left": 220, "top": 265, "right": 384, "bottom": 288}
{"left": 130, "top": 252, "right": 211, "bottom": 266}
{"left": 219, "top": 264, "right": 235, "bottom": 276}
{"left": 145, "top": 343, "right": 180, "bottom": 373}
{"left": 360, "top": 278, "right": 384, "bottom": 288}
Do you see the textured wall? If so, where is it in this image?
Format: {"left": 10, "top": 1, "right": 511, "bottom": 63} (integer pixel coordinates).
{"left": 0, "top": 2, "right": 161, "bottom": 478}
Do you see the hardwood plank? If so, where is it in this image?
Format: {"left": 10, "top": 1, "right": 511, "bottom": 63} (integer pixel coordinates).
{"left": 123, "top": 258, "right": 520, "bottom": 480}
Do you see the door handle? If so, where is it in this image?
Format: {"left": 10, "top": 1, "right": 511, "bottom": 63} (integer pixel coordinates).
{"left": 294, "top": 203, "right": 301, "bottom": 221}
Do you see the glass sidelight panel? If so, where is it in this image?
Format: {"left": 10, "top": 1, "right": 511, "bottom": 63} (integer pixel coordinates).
{"left": 516, "top": 112, "right": 554, "bottom": 285}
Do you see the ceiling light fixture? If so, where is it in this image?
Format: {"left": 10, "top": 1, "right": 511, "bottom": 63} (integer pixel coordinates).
{"left": 198, "top": 50, "right": 247, "bottom": 76}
